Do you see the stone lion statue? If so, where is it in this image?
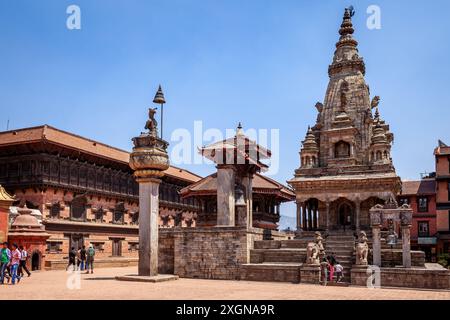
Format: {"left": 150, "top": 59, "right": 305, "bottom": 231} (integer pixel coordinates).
{"left": 306, "top": 242, "right": 320, "bottom": 265}
{"left": 306, "top": 231, "right": 325, "bottom": 265}
{"left": 355, "top": 231, "right": 369, "bottom": 266}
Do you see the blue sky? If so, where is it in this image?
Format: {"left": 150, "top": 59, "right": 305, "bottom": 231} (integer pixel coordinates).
{"left": 1, "top": 0, "right": 450, "bottom": 221}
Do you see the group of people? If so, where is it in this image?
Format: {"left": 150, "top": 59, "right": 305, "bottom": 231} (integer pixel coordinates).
{"left": 320, "top": 253, "right": 344, "bottom": 284}
{"left": 0, "top": 242, "right": 32, "bottom": 285}
{"left": 66, "top": 244, "right": 95, "bottom": 274}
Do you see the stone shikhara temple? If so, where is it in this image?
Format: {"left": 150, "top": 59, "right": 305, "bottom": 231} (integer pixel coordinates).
{"left": 0, "top": 7, "right": 449, "bottom": 289}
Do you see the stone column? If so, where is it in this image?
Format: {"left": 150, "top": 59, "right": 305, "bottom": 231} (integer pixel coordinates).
{"left": 241, "top": 174, "right": 253, "bottom": 229}
{"left": 325, "top": 201, "right": 330, "bottom": 231}
{"left": 296, "top": 201, "right": 302, "bottom": 231}
{"left": 401, "top": 226, "right": 411, "bottom": 268}
{"left": 128, "top": 105, "right": 170, "bottom": 279}
{"left": 355, "top": 200, "right": 361, "bottom": 231}
{"left": 216, "top": 166, "right": 236, "bottom": 226}
{"left": 313, "top": 203, "right": 318, "bottom": 230}
{"left": 302, "top": 203, "right": 307, "bottom": 230}
{"left": 138, "top": 178, "right": 161, "bottom": 276}
{"left": 372, "top": 225, "right": 381, "bottom": 267}
{"left": 307, "top": 202, "right": 312, "bottom": 231}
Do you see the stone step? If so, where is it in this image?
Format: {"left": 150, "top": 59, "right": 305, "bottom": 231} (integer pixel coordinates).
{"left": 240, "top": 263, "right": 302, "bottom": 283}
{"left": 250, "top": 249, "right": 306, "bottom": 264}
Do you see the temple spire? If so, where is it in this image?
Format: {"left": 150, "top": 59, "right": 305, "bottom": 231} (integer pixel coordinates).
{"left": 329, "top": 7, "right": 365, "bottom": 77}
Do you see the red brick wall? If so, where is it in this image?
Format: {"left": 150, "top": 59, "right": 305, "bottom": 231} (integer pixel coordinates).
{"left": 0, "top": 207, "right": 8, "bottom": 243}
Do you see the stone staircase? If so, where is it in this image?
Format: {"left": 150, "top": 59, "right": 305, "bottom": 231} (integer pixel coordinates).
{"left": 240, "top": 239, "right": 310, "bottom": 283}
{"left": 323, "top": 232, "right": 356, "bottom": 283}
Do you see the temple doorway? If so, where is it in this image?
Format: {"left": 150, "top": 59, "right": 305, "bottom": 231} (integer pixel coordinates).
{"left": 338, "top": 203, "right": 353, "bottom": 229}
{"left": 31, "top": 251, "right": 40, "bottom": 271}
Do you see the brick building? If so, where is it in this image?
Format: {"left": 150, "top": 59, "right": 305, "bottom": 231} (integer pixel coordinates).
{"left": 435, "top": 140, "right": 450, "bottom": 254}
{"left": 399, "top": 178, "right": 437, "bottom": 262}
{"left": 0, "top": 125, "right": 201, "bottom": 269}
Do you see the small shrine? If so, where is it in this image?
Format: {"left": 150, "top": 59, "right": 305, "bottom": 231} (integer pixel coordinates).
{"left": 8, "top": 206, "right": 50, "bottom": 271}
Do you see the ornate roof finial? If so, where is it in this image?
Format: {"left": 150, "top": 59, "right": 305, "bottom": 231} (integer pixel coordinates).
{"left": 236, "top": 122, "right": 244, "bottom": 136}
{"left": 336, "top": 7, "right": 358, "bottom": 49}
{"left": 153, "top": 85, "right": 166, "bottom": 104}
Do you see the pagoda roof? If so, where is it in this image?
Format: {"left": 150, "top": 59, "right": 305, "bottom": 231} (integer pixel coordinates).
{"left": 0, "top": 125, "right": 202, "bottom": 184}
{"left": 199, "top": 125, "right": 271, "bottom": 170}
{"left": 180, "top": 172, "right": 295, "bottom": 202}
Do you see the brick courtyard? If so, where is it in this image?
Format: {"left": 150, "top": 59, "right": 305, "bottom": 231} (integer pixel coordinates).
{"left": 0, "top": 267, "right": 449, "bottom": 300}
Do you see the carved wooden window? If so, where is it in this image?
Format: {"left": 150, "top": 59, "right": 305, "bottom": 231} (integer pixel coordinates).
{"left": 131, "top": 212, "right": 139, "bottom": 225}
{"left": 334, "top": 141, "right": 350, "bottom": 159}
{"left": 8, "top": 163, "right": 19, "bottom": 177}
{"left": 95, "top": 208, "right": 104, "bottom": 223}
{"left": 128, "top": 242, "right": 139, "bottom": 251}
{"left": 418, "top": 197, "right": 428, "bottom": 213}
{"left": 22, "top": 161, "right": 31, "bottom": 176}
{"left": 70, "top": 166, "right": 78, "bottom": 185}
{"left": 50, "top": 162, "right": 59, "bottom": 181}
{"left": 50, "top": 203, "right": 61, "bottom": 219}
{"left": 71, "top": 197, "right": 87, "bottom": 221}
{"left": 41, "top": 161, "right": 50, "bottom": 176}
{"left": 46, "top": 241, "right": 63, "bottom": 253}
{"left": 113, "top": 203, "right": 125, "bottom": 224}
{"left": 399, "top": 198, "right": 409, "bottom": 206}
{"left": 418, "top": 221, "right": 429, "bottom": 237}
{"left": 88, "top": 169, "right": 95, "bottom": 188}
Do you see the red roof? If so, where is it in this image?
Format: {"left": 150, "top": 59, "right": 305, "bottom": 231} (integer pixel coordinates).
{"left": 0, "top": 125, "right": 202, "bottom": 184}
{"left": 401, "top": 179, "right": 436, "bottom": 196}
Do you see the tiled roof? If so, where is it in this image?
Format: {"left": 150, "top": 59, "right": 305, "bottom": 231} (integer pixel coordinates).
{"left": 401, "top": 179, "right": 436, "bottom": 196}
{"left": 0, "top": 125, "right": 202, "bottom": 183}
{"left": 180, "top": 173, "right": 295, "bottom": 201}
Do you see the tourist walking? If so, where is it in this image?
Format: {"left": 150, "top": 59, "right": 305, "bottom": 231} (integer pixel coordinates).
{"left": 85, "top": 244, "right": 95, "bottom": 274}
{"left": 327, "top": 253, "right": 337, "bottom": 281}
{"left": 320, "top": 257, "right": 329, "bottom": 286}
{"left": 66, "top": 247, "right": 77, "bottom": 271}
{"left": 79, "top": 245, "right": 86, "bottom": 271}
{"left": 0, "top": 242, "right": 11, "bottom": 284}
{"left": 335, "top": 262, "right": 344, "bottom": 283}
{"left": 10, "top": 243, "right": 22, "bottom": 285}
{"left": 76, "top": 247, "right": 81, "bottom": 271}
{"left": 18, "top": 246, "right": 31, "bottom": 277}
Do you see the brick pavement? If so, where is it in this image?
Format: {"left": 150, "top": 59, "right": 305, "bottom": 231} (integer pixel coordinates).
{"left": 0, "top": 267, "right": 449, "bottom": 300}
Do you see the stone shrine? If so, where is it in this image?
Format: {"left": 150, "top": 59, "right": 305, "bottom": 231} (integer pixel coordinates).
{"left": 289, "top": 7, "right": 401, "bottom": 234}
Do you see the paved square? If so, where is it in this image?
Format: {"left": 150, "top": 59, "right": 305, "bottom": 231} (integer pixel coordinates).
{"left": 0, "top": 267, "right": 449, "bottom": 300}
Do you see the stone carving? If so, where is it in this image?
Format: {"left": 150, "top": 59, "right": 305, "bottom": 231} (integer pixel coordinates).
{"left": 400, "top": 211, "right": 412, "bottom": 226}
{"left": 370, "top": 210, "right": 382, "bottom": 226}
{"left": 306, "top": 231, "right": 325, "bottom": 265}
{"left": 144, "top": 108, "right": 158, "bottom": 136}
{"left": 306, "top": 242, "right": 320, "bottom": 265}
{"left": 340, "top": 81, "right": 349, "bottom": 110}
{"left": 355, "top": 231, "right": 369, "bottom": 265}
{"left": 370, "top": 96, "right": 380, "bottom": 109}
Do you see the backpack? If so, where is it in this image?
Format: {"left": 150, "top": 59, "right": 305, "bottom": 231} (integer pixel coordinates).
{"left": 88, "top": 247, "right": 95, "bottom": 257}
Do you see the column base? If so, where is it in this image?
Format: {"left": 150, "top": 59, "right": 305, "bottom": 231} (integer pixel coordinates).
{"left": 116, "top": 274, "right": 179, "bottom": 283}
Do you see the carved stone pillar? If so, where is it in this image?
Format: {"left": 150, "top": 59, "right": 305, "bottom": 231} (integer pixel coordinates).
{"left": 325, "top": 201, "right": 330, "bottom": 232}
{"left": 296, "top": 201, "right": 302, "bottom": 232}
{"left": 401, "top": 211, "right": 412, "bottom": 268}
{"left": 312, "top": 202, "right": 318, "bottom": 230}
{"left": 216, "top": 166, "right": 236, "bottom": 226}
{"left": 355, "top": 200, "right": 361, "bottom": 231}
{"left": 302, "top": 203, "right": 307, "bottom": 230}
{"left": 308, "top": 202, "right": 313, "bottom": 231}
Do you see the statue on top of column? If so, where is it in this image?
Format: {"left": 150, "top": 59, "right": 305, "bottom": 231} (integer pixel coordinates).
{"left": 145, "top": 108, "right": 158, "bottom": 137}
